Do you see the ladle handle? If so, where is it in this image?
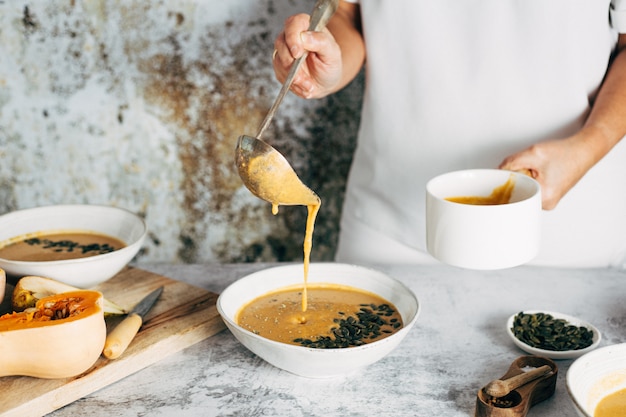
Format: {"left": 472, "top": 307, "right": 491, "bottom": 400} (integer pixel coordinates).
{"left": 256, "top": 0, "right": 339, "bottom": 139}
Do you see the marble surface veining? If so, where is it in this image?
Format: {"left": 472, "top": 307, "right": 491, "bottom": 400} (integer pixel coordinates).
{"left": 45, "top": 263, "right": 626, "bottom": 417}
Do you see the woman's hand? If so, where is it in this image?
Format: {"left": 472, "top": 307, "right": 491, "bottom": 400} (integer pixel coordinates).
{"left": 499, "top": 133, "right": 597, "bottom": 210}
{"left": 273, "top": 13, "right": 343, "bottom": 99}
{"left": 273, "top": 2, "right": 365, "bottom": 99}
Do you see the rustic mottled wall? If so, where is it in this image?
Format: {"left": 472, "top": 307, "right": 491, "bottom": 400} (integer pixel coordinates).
{"left": 0, "top": 1, "right": 363, "bottom": 264}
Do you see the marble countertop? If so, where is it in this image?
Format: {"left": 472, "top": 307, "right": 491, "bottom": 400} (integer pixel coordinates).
{"left": 46, "top": 263, "right": 625, "bottom": 417}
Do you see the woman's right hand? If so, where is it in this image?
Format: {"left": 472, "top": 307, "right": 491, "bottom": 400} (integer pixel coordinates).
{"left": 273, "top": 12, "right": 344, "bottom": 99}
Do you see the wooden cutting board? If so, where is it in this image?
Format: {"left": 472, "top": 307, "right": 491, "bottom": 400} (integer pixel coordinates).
{"left": 0, "top": 266, "right": 226, "bottom": 417}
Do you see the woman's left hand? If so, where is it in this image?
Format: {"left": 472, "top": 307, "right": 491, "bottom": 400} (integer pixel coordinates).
{"left": 499, "top": 134, "right": 594, "bottom": 210}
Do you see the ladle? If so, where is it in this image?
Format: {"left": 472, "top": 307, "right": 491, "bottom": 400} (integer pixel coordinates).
{"left": 235, "top": 0, "right": 338, "bottom": 208}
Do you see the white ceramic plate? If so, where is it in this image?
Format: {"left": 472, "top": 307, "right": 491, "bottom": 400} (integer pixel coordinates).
{"left": 506, "top": 310, "right": 601, "bottom": 360}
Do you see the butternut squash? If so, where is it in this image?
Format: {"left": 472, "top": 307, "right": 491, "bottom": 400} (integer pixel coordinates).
{"left": 11, "top": 275, "right": 126, "bottom": 316}
{"left": 0, "top": 290, "right": 106, "bottom": 378}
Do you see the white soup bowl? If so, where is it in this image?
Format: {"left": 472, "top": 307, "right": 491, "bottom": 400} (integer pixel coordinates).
{"left": 0, "top": 205, "right": 146, "bottom": 288}
{"left": 567, "top": 343, "right": 626, "bottom": 417}
{"left": 217, "top": 263, "right": 420, "bottom": 378}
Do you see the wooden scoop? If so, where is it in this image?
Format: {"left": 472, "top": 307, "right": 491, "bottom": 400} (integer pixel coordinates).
{"left": 483, "top": 365, "right": 552, "bottom": 398}
{"left": 475, "top": 356, "right": 557, "bottom": 417}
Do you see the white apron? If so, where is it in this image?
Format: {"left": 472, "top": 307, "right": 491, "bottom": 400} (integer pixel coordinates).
{"left": 336, "top": 0, "right": 626, "bottom": 268}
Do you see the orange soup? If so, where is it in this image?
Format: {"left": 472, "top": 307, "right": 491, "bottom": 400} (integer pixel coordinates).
{"left": 236, "top": 284, "right": 403, "bottom": 348}
{"left": 595, "top": 388, "right": 626, "bottom": 417}
{"left": 446, "top": 174, "right": 515, "bottom": 205}
{"left": 0, "top": 231, "right": 125, "bottom": 261}
{"left": 246, "top": 152, "right": 322, "bottom": 313}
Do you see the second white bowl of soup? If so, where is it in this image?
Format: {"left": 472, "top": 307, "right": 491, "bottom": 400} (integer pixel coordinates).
{"left": 567, "top": 343, "right": 626, "bottom": 417}
{"left": 217, "top": 263, "right": 420, "bottom": 378}
{"left": 426, "top": 169, "right": 541, "bottom": 270}
{"left": 0, "top": 205, "right": 146, "bottom": 287}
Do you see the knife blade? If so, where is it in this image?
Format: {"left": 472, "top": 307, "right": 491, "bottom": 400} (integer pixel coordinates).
{"left": 103, "top": 286, "right": 164, "bottom": 359}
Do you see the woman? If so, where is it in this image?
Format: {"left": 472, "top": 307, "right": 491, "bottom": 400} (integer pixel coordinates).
{"left": 273, "top": 0, "right": 626, "bottom": 268}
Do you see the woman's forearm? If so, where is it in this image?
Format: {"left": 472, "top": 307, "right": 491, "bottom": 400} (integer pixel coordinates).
{"left": 578, "top": 33, "right": 626, "bottom": 165}
{"left": 326, "top": 2, "right": 365, "bottom": 93}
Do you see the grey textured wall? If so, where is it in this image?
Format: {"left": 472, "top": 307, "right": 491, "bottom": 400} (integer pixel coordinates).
{"left": 0, "top": 0, "right": 364, "bottom": 264}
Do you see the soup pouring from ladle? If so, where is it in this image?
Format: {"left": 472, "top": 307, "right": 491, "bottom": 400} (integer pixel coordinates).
{"left": 235, "top": 0, "right": 338, "bottom": 210}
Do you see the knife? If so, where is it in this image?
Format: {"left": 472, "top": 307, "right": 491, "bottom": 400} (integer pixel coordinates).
{"left": 103, "top": 286, "right": 164, "bottom": 359}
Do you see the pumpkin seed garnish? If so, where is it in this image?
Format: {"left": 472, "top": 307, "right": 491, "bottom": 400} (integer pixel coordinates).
{"left": 511, "top": 312, "right": 594, "bottom": 351}
{"left": 24, "top": 237, "right": 117, "bottom": 255}
{"left": 293, "top": 303, "right": 402, "bottom": 349}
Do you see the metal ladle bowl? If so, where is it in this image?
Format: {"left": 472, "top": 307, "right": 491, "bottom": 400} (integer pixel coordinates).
{"left": 235, "top": 135, "right": 319, "bottom": 208}
{"left": 235, "top": 0, "right": 338, "bottom": 208}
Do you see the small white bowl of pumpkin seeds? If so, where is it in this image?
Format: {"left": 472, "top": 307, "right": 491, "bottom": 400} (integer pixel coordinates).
{"left": 506, "top": 310, "right": 601, "bottom": 360}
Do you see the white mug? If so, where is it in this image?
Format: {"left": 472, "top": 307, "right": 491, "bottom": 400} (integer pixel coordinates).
{"left": 426, "top": 169, "right": 541, "bottom": 270}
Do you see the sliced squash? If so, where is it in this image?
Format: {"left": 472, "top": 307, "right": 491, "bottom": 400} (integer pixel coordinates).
{"left": 0, "top": 290, "right": 106, "bottom": 378}
{"left": 11, "top": 275, "right": 126, "bottom": 315}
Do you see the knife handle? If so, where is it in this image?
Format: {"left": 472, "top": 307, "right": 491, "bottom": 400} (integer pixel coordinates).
{"left": 103, "top": 313, "right": 143, "bottom": 359}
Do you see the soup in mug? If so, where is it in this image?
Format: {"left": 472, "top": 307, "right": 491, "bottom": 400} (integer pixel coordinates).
{"left": 446, "top": 174, "right": 515, "bottom": 205}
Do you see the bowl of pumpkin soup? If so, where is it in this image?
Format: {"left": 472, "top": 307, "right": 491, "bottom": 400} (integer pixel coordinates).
{"left": 0, "top": 205, "right": 146, "bottom": 287}
{"left": 567, "top": 343, "right": 626, "bottom": 417}
{"left": 217, "top": 263, "right": 420, "bottom": 378}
